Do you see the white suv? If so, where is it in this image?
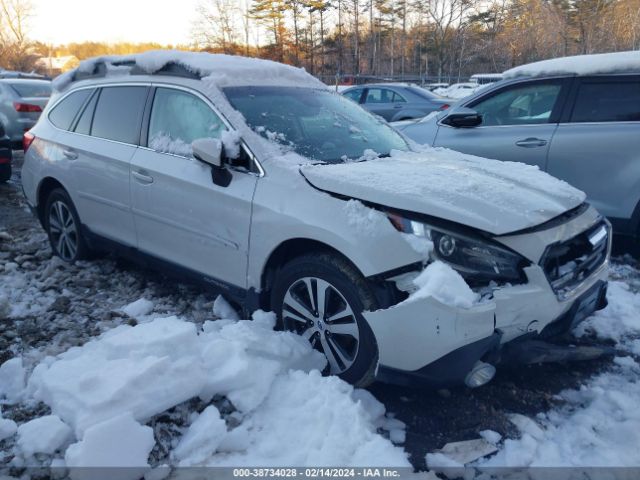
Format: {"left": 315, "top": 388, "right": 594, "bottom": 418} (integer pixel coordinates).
{"left": 21, "top": 52, "right": 610, "bottom": 388}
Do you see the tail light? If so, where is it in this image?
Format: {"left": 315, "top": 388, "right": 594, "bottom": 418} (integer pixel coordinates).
{"left": 14, "top": 102, "right": 42, "bottom": 113}
{"left": 440, "top": 104, "right": 450, "bottom": 110}
{"left": 23, "top": 132, "right": 35, "bottom": 152}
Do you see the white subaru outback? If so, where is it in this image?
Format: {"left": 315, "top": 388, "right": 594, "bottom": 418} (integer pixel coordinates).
{"left": 21, "top": 51, "right": 610, "bottom": 388}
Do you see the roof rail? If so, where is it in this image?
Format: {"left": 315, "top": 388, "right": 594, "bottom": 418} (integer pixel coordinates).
{"left": 71, "top": 60, "right": 202, "bottom": 84}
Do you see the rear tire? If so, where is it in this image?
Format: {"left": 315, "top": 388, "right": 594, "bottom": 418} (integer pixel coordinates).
{"left": 44, "top": 188, "right": 91, "bottom": 262}
{"left": 270, "top": 253, "right": 379, "bottom": 387}
{"left": 0, "top": 163, "right": 10, "bottom": 183}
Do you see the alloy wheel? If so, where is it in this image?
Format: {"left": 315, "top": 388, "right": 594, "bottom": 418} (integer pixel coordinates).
{"left": 48, "top": 200, "right": 78, "bottom": 261}
{"left": 282, "top": 277, "right": 360, "bottom": 374}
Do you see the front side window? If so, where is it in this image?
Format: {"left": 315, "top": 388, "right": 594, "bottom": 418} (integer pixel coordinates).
{"left": 91, "top": 86, "right": 148, "bottom": 144}
{"left": 49, "top": 89, "right": 92, "bottom": 130}
{"left": 224, "top": 86, "right": 408, "bottom": 163}
{"left": 571, "top": 80, "right": 640, "bottom": 122}
{"left": 148, "top": 88, "right": 226, "bottom": 157}
{"left": 470, "top": 82, "right": 562, "bottom": 126}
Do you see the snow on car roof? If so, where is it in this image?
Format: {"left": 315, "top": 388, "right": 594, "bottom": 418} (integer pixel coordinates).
{"left": 504, "top": 50, "right": 640, "bottom": 79}
{"left": 54, "top": 50, "right": 325, "bottom": 91}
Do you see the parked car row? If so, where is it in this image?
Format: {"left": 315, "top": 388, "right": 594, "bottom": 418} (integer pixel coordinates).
{"left": 21, "top": 51, "right": 611, "bottom": 390}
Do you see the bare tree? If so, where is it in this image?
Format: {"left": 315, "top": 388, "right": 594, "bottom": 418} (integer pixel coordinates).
{"left": 193, "top": 0, "right": 240, "bottom": 52}
{"left": 0, "top": 0, "right": 35, "bottom": 70}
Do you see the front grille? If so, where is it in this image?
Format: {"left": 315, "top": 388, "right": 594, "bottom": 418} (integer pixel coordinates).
{"left": 540, "top": 220, "right": 610, "bottom": 299}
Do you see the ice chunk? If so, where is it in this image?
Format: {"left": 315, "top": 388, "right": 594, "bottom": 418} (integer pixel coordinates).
{"left": 172, "top": 405, "right": 228, "bottom": 466}
{"left": 16, "top": 415, "right": 71, "bottom": 456}
{"left": 0, "top": 417, "right": 17, "bottom": 441}
{"left": 65, "top": 412, "right": 154, "bottom": 480}
{"left": 0, "top": 357, "right": 25, "bottom": 403}
{"left": 121, "top": 298, "right": 154, "bottom": 318}
{"left": 213, "top": 295, "right": 240, "bottom": 320}
{"left": 406, "top": 261, "right": 478, "bottom": 308}
{"left": 479, "top": 429, "right": 502, "bottom": 445}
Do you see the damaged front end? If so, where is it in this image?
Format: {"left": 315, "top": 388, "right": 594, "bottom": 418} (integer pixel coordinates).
{"left": 364, "top": 206, "right": 611, "bottom": 389}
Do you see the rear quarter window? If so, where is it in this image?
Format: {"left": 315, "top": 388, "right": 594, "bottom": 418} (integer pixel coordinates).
{"left": 48, "top": 89, "right": 92, "bottom": 131}
{"left": 91, "top": 86, "right": 148, "bottom": 144}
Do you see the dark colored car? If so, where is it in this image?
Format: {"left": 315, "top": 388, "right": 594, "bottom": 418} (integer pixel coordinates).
{"left": 0, "top": 123, "right": 13, "bottom": 182}
{"left": 342, "top": 83, "right": 450, "bottom": 122}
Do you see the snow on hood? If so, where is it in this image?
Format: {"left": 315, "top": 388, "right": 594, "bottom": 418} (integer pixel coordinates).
{"left": 503, "top": 50, "right": 640, "bottom": 79}
{"left": 300, "top": 149, "right": 586, "bottom": 235}
{"left": 54, "top": 50, "right": 325, "bottom": 91}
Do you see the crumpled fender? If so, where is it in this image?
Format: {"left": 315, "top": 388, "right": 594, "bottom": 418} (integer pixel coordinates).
{"left": 363, "top": 296, "right": 496, "bottom": 372}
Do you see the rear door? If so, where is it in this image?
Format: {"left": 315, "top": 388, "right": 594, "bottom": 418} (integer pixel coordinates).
{"left": 63, "top": 85, "right": 148, "bottom": 246}
{"left": 129, "top": 86, "right": 258, "bottom": 288}
{"left": 434, "top": 78, "right": 570, "bottom": 169}
{"left": 363, "top": 88, "right": 403, "bottom": 121}
{"left": 546, "top": 75, "right": 640, "bottom": 231}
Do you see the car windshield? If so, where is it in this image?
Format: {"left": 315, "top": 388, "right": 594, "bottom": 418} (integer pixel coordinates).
{"left": 223, "top": 86, "right": 409, "bottom": 163}
{"left": 9, "top": 82, "right": 51, "bottom": 98}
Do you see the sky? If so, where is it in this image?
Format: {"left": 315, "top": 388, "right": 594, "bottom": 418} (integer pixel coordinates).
{"left": 31, "top": 0, "right": 201, "bottom": 45}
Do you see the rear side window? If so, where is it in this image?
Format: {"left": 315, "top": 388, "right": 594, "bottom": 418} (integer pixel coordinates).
{"left": 49, "top": 89, "right": 91, "bottom": 130}
{"left": 366, "top": 88, "right": 394, "bottom": 104}
{"left": 10, "top": 82, "right": 51, "bottom": 98}
{"left": 571, "top": 80, "right": 640, "bottom": 122}
{"left": 74, "top": 90, "right": 98, "bottom": 135}
{"left": 343, "top": 89, "right": 363, "bottom": 102}
{"left": 91, "top": 86, "right": 148, "bottom": 144}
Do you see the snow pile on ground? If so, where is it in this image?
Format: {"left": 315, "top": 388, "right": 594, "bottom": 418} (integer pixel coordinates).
{"left": 474, "top": 274, "right": 640, "bottom": 468}
{"left": 0, "top": 357, "right": 25, "bottom": 403}
{"left": 504, "top": 50, "right": 640, "bottom": 79}
{"left": 14, "top": 312, "right": 408, "bottom": 472}
{"left": 575, "top": 280, "right": 640, "bottom": 352}
{"left": 406, "top": 261, "right": 478, "bottom": 309}
{"left": 301, "top": 149, "right": 585, "bottom": 235}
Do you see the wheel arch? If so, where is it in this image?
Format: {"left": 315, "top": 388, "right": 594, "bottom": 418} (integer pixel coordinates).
{"left": 260, "top": 238, "right": 365, "bottom": 307}
{"left": 36, "top": 177, "right": 68, "bottom": 227}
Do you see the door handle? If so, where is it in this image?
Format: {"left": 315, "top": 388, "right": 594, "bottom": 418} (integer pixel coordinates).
{"left": 62, "top": 149, "right": 78, "bottom": 160}
{"left": 515, "top": 138, "right": 547, "bottom": 148}
{"left": 132, "top": 170, "right": 154, "bottom": 184}
{"left": 393, "top": 104, "right": 403, "bottom": 109}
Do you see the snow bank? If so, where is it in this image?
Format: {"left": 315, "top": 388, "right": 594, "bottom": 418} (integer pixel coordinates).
{"left": 479, "top": 357, "right": 640, "bottom": 467}
{"left": 65, "top": 413, "right": 155, "bottom": 480}
{"left": 575, "top": 280, "right": 640, "bottom": 348}
{"left": 55, "top": 50, "right": 325, "bottom": 91}
{"left": 184, "top": 370, "right": 410, "bottom": 467}
{"left": 28, "top": 315, "right": 323, "bottom": 436}
{"left": 504, "top": 50, "right": 640, "bottom": 79}
{"left": 16, "top": 415, "right": 71, "bottom": 457}
{"left": 23, "top": 311, "right": 409, "bottom": 468}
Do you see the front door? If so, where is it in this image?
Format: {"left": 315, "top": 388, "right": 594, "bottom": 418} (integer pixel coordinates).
{"left": 130, "top": 86, "right": 257, "bottom": 289}
{"left": 434, "top": 79, "right": 570, "bottom": 170}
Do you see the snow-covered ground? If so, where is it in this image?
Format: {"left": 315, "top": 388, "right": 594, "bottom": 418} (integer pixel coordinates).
{"left": 2, "top": 156, "right": 640, "bottom": 478}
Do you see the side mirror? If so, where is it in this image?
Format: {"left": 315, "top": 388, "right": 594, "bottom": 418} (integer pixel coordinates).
{"left": 192, "top": 138, "right": 232, "bottom": 187}
{"left": 192, "top": 138, "right": 223, "bottom": 168}
{"left": 441, "top": 108, "right": 483, "bottom": 128}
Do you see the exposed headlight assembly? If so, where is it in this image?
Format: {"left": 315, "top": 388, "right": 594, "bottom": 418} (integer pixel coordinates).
{"left": 387, "top": 212, "right": 528, "bottom": 286}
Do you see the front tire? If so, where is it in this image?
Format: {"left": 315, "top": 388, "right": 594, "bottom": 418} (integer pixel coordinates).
{"left": 271, "top": 253, "right": 379, "bottom": 387}
{"left": 44, "top": 188, "right": 90, "bottom": 262}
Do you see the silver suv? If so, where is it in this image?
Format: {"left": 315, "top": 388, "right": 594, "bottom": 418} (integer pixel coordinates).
{"left": 22, "top": 52, "right": 610, "bottom": 388}
{"left": 398, "top": 52, "right": 640, "bottom": 244}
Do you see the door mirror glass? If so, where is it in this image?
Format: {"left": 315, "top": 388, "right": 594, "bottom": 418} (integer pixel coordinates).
{"left": 442, "top": 108, "right": 483, "bottom": 128}
{"left": 192, "top": 138, "right": 223, "bottom": 167}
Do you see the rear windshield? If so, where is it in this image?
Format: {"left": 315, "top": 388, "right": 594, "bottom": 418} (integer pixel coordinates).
{"left": 9, "top": 82, "right": 52, "bottom": 98}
